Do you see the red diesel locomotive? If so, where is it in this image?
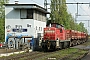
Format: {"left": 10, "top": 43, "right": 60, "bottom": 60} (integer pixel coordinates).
{"left": 40, "top": 23, "right": 88, "bottom": 50}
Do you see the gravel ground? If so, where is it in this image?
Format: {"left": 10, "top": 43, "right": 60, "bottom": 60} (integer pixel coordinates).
{"left": 0, "top": 49, "right": 20, "bottom": 54}
{"left": 81, "top": 50, "right": 90, "bottom": 60}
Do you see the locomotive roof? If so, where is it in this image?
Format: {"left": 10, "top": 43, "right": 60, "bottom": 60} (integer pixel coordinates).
{"left": 51, "top": 23, "right": 64, "bottom": 27}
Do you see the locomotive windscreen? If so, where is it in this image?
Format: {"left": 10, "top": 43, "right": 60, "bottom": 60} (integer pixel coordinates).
{"left": 51, "top": 23, "right": 62, "bottom": 28}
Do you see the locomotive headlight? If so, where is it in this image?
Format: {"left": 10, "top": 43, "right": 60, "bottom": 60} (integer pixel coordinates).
{"left": 52, "top": 30, "right": 55, "bottom": 33}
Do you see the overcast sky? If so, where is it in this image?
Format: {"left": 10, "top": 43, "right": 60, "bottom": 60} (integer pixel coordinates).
{"left": 9, "top": 0, "right": 90, "bottom": 34}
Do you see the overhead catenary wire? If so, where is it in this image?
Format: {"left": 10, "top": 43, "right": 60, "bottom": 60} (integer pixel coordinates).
{"left": 73, "top": 0, "right": 90, "bottom": 33}
{"left": 73, "top": 0, "right": 90, "bottom": 17}
{"left": 79, "top": 5, "right": 90, "bottom": 17}
{"left": 66, "top": 3, "right": 76, "bottom": 13}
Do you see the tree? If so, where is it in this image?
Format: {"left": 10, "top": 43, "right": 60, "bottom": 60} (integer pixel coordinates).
{"left": 49, "top": 0, "right": 88, "bottom": 33}
{"left": 78, "top": 22, "right": 87, "bottom": 33}
{"left": 50, "top": 0, "right": 67, "bottom": 24}
{"left": 50, "top": 0, "right": 74, "bottom": 28}
{"left": 0, "top": 0, "right": 9, "bottom": 42}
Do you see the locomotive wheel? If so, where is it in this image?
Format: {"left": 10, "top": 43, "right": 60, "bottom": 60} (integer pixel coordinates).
{"left": 43, "top": 45, "right": 48, "bottom": 52}
{"left": 67, "top": 41, "right": 70, "bottom": 48}
{"left": 42, "top": 43, "right": 48, "bottom": 51}
{"left": 60, "top": 42, "right": 64, "bottom": 49}
{"left": 71, "top": 42, "right": 74, "bottom": 47}
{"left": 50, "top": 42, "right": 56, "bottom": 50}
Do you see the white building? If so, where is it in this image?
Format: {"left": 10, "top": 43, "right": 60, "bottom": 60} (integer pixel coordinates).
{"left": 5, "top": 3, "right": 49, "bottom": 50}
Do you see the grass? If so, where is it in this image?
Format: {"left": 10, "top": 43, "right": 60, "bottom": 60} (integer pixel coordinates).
{"left": 67, "top": 50, "right": 88, "bottom": 60}
{"left": 36, "top": 48, "right": 88, "bottom": 60}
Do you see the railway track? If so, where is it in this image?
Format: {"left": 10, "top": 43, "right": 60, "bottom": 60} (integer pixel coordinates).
{"left": 0, "top": 39, "right": 89, "bottom": 60}
{"left": 0, "top": 48, "right": 88, "bottom": 60}
{"left": 0, "top": 50, "right": 58, "bottom": 60}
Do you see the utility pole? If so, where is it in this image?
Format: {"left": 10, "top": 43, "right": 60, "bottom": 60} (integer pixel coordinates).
{"left": 44, "top": 0, "right": 47, "bottom": 11}
{"left": 76, "top": 3, "right": 79, "bottom": 16}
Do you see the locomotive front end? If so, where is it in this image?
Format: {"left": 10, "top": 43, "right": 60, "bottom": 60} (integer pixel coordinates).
{"left": 41, "top": 27, "right": 57, "bottom": 51}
